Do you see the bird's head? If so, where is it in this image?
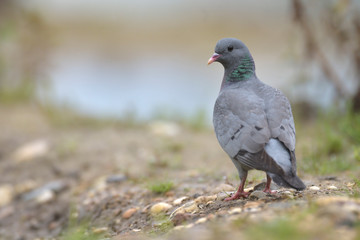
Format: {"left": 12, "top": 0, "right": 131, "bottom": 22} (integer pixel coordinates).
{"left": 208, "top": 38, "right": 252, "bottom": 69}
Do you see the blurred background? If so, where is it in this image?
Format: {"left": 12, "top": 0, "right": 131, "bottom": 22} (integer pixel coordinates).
{"left": 2, "top": 0, "right": 359, "bottom": 122}
{"left": 1, "top": 1, "right": 360, "bottom": 239}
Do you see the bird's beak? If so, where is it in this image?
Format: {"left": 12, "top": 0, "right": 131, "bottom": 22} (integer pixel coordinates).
{"left": 207, "top": 53, "right": 220, "bottom": 65}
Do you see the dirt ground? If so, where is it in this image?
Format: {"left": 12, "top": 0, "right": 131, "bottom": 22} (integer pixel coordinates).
{"left": 0, "top": 104, "right": 359, "bottom": 240}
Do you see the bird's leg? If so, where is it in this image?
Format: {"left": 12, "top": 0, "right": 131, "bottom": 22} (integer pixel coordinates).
{"left": 263, "top": 174, "right": 276, "bottom": 194}
{"left": 225, "top": 173, "right": 250, "bottom": 201}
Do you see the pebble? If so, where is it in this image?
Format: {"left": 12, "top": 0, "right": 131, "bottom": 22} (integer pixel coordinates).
{"left": 106, "top": 174, "right": 127, "bottom": 184}
{"left": 243, "top": 201, "right": 263, "bottom": 212}
{"left": 0, "top": 185, "right": 13, "bottom": 207}
{"left": 216, "top": 191, "right": 234, "bottom": 201}
{"left": 282, "top": 191, "right": 295, "bottom": 199}
{"left": 249, "top": 191, "right": 268, "bottom": 200}
{"left": 23, "top": 180, "right": 67, "bottom": 201}
{"left": 309, "top": 186, "right": 320, "bottom": 191}
{"left": 171, "top": 213, "right": 191, "bottom": 226}
{"left": 174, "top": 225, "right": 185, "bottom": 231}
{"left": 132, "top": 229, "right": 141, "bottom": 232}
{"left": 346, "top": 182, "right": 355, "bottom": 188}
{"left": 36, "top": 190, "right": 55, "bottom": 203}
{"left": 194, "top": 195, "right": 217, "bottom": 203}
{"left": 148, "top": 121, "right": 180, "bottom": 137}
{"left": 228, "top": 207, "right": 242, "bottom": 214}
{"left": 244, "top": 187, "right": 254, "bottom": 192}
{"left": 150, "top": 202, "right": 172, "bottom": 215}
{"left": 195, "top": 217, "right": 207, "bottom": 224}
{"left": 184, "top": 223, "right": 194, "bottom": 229}
{"left": 92, "top": 227, "right": 108, "bottom": 234}
{"left": 173, "top": 196, "right": 188, "bottom": 205}
{"left": 13, "top": 139, "right": 49, "bottom": 163}
{"left": 212, "top": 184, "right": 235, "bottom": 194}
{"left": 170, "top": 201, "right": 198, "bottom": 218}
{"left": 122, "top": 208, "right": 138, "bottom": 219}
{"left": 327, "top": 185, "right": 338, "bottom": 190}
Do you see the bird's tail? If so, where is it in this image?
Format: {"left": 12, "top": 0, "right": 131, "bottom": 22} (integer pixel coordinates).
{"left": 269, "top": 173, "right": 306, "bottom": 190}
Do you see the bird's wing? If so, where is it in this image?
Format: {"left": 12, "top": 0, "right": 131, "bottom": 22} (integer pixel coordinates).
{"left": 213, "top": 89, "right": 271, "bottom": 159}
{"left": 265, "top": 88, "right": 296, "bottom": 151}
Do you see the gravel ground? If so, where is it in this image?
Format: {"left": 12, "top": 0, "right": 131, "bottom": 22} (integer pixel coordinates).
{"left": 0, "top": 104, "right": 359, "bottom": 240}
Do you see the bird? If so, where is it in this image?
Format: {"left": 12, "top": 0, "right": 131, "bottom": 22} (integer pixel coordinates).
{"left": 208, "top": 38, "right": 306, "bottom": 201}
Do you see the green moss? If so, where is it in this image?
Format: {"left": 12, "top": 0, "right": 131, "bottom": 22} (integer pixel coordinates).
{"left": 148, "top": 214, "right": 174, "bottom": 237}
{"left": 0, "top": 82, "right": 36, "bottom": 103}
{"left": 148, "top": 181, "right": 174, "bottom": 194}
{"left": 59, "top": 207, "right": 106, "bottom": 240}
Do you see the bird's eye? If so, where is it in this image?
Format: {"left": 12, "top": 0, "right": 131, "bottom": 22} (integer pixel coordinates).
{"left": 227, "top": 46, "right": 233, "bottom": 52}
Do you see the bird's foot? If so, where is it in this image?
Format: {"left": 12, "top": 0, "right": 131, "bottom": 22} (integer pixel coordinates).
{"left": 224, "top": 191, "right": 250, "bottom": 201}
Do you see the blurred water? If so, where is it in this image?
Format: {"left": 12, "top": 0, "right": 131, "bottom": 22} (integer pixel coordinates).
{"left": 38, "top": 48, "right": 223, "bottom": 121}
{"left": 37, "top": 45, "right": 304, "bottom": 123}
{"left": 29, "top": 0, "right": 343, "bottom": 122}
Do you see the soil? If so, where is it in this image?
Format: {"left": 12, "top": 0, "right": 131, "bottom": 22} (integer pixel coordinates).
{"left": 0, "top": 104, "right": 359, "bottom": 240}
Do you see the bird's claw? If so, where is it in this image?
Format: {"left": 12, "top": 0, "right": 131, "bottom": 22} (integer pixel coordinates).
{"left": 224, "top": 191, "right": 250, "bottom": 201}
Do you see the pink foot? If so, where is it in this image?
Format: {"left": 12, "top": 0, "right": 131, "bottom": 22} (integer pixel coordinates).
{"left": 224, "top": 191, "right": 250, "bottom": 201}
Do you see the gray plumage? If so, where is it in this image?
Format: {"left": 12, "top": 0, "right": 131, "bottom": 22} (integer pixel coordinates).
{"left": 210, "top": 38, "right": 305, "bottom": 191}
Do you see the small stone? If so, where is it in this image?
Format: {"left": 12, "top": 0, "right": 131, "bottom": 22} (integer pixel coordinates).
{"left": 216, "top": 191, "right": 234, "bottom": 201}
{"left": 23, "top": 180, "right": 67, "bottom": 201}
{"left": 206, "top": 201, "right": 214, "bottom": 206}
{"left": 244, "top": 187, "right": 254, "bottom": 192}
{"left": 170, "top": 201, "right": 198, "bottom": 218}
{"left": 122, "top": 208, "right": 138, "bottom": 219}
{"left": 174, "top": 225, "right": 185, "bottom": 231}
{"left": 243, "top": 201, "right": 263, "bottom": 212}
{"left": 149, "top": 121, "right": 180, "bottom": 137}
{"left": 327, "top": 185, "right": 338, "bottom": 190}
{"left": 185, "top": 223, "right": 194, "bottom": 229}
{"left": 132, "top": 229, "right": 141, "bottom": 232}
{"left": 346, "top": 182, "right": 355, "bottom": 188}
{"left": 0, "top": 185, "right": 13, "bottom": 207}
{"left": 309, "top": 186, "right": 320, "bottom": 191}
{"left": 171, "top": 213, "right": 191, "bottom": 226}
{"left": 194, "top": 195, "right": 217, "bottom": 203}
{"left": 36, "top": 190, "right": 55, "bottom": 203}
{"left": 150, "top": 202, "right": 172, "bottom": 215}
{"left": 195, "top": 217, "right": 207, "bottom": 224}
{"left": 282, "top": 191, "right": 294, "bottom": 199}
{"left": 212, "top": 184, "right": 235, "bottom": 194}
{"left": 173, "top": 196, "right": 188, "bottom": 205}
{"left": 228, "top": 208, "right": 242, "bottom": 214}
{"left": 93, "top": 176, "right": 107, "bottom": 191}
{"left": 106, "top": 174, "right": 127, "bottom": 184}
{"left": 249, "top": 191, "right": 268, "bottom": 200}
{"left": 13, "top": 139, "right": 49, "bottom": 163}
{"left": 92, "top": 227, "right": 108, "bottom": 234}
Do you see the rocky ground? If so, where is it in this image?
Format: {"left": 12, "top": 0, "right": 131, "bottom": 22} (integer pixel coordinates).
{"left": 0, "top": 104, "right": 359, "bottom": 240}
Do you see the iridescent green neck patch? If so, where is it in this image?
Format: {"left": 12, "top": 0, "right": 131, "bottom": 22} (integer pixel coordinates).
{"left": 227, "top": 54, "right": 255, "bottom": 82}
